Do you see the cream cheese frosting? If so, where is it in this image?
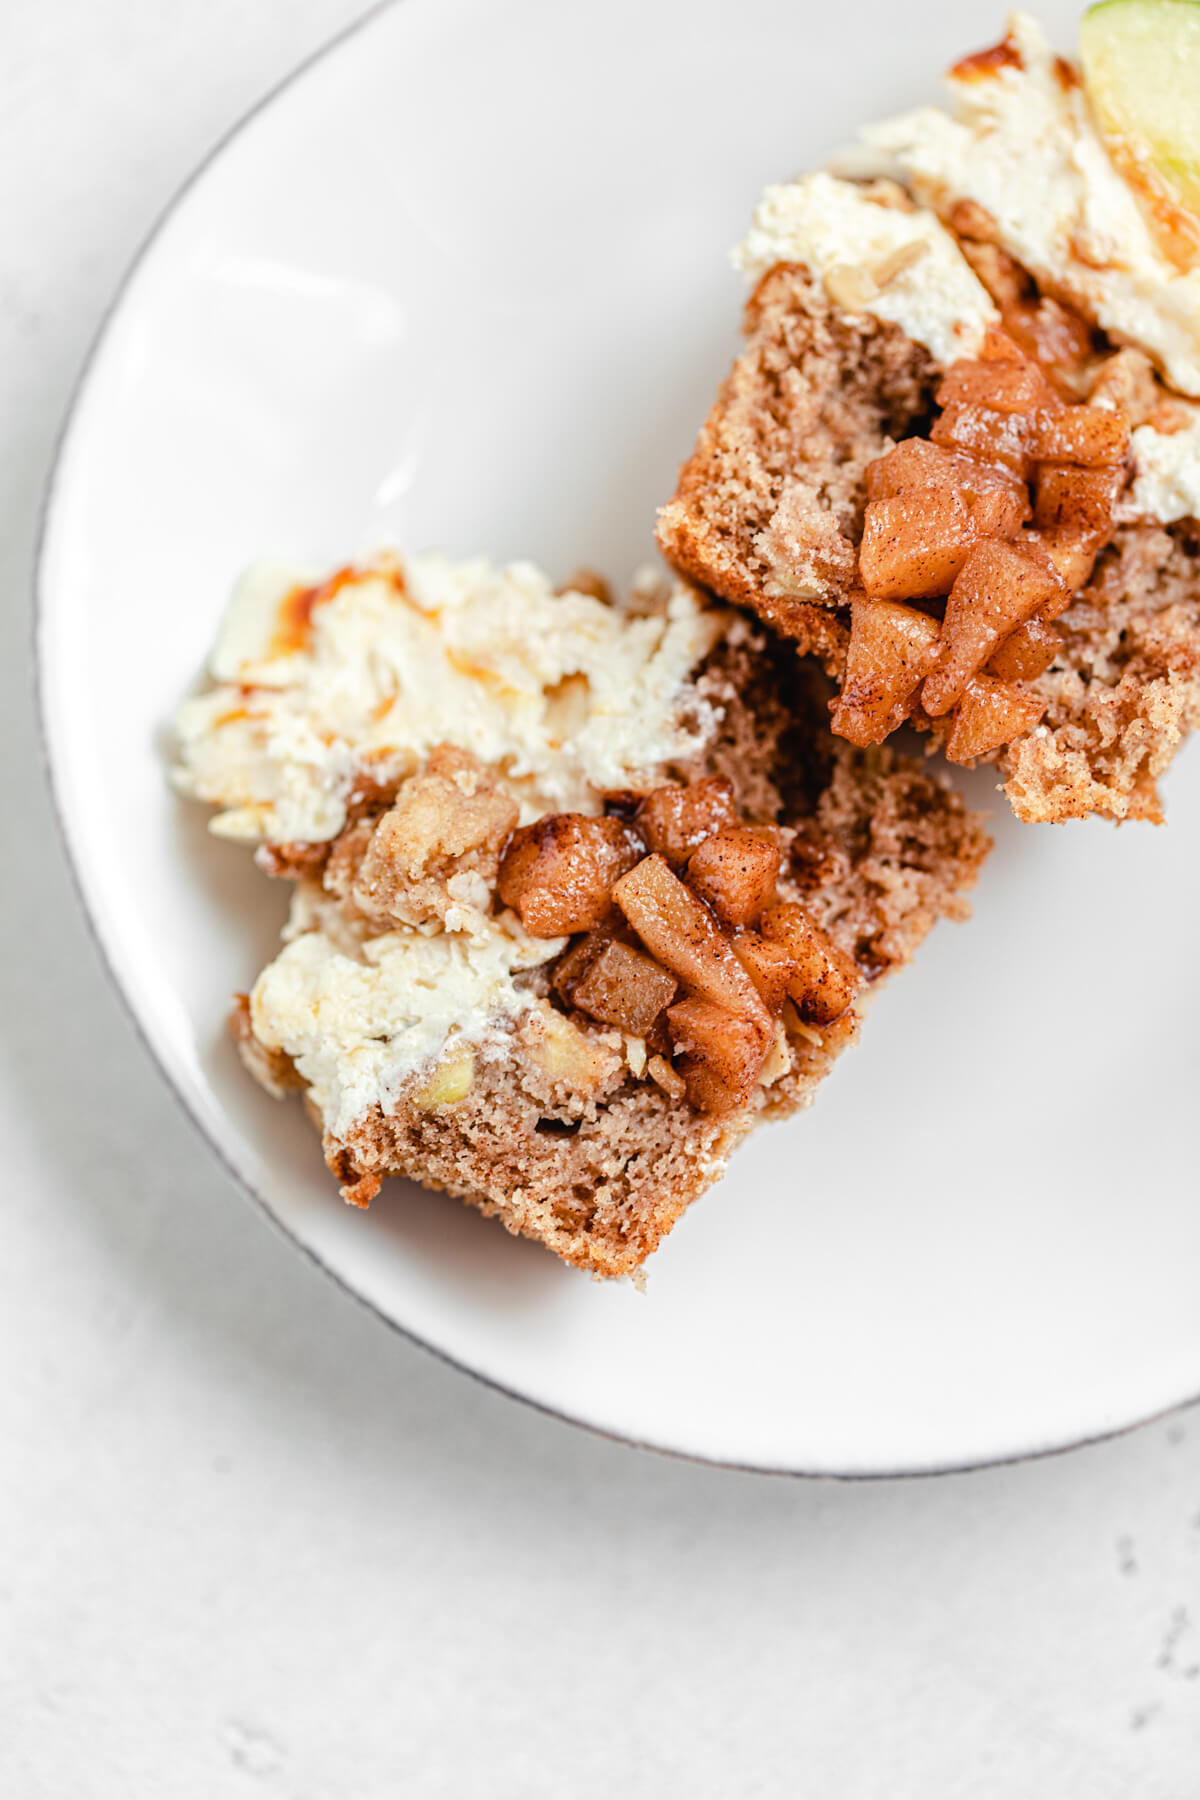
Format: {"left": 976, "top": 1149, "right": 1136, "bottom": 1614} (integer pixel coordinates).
{"left": 842, "top": 11, "right": 1200, "bottom": 397}
{"left": 735, "top": 171, "right": 999, "bottom": 366}
{"left": 250, "top": 884, "right": 559, "bottom": 1139}
{"left": 174, "top": 553, "right": 727, "bottom": 846}
{"left": 1125, "top": 411, "right": 1200, "bottom": 525}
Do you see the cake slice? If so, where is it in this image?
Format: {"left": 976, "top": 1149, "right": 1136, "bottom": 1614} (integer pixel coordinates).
{"left": 658, "top": 10, "right": 1200, "bottom": 824}
{"left": 174, "top": 552, "right": 987, "bottom": 1277}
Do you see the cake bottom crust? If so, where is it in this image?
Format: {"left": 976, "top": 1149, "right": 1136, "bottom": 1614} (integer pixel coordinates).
{"left": 329, "top": 1038, "right": 838, "bottom": 1280}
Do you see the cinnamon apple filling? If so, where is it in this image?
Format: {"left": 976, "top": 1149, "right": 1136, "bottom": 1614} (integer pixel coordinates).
{"left": 831, "top": 326, "right": 1133, "bottom": 763}
{"left": 497, "top": 779, "right": 860, "bottom": 1115}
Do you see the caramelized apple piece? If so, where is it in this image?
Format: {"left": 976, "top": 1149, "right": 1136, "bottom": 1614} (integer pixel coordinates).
{"left": 1027, "top": 529, "right": 1101, "bottom": 596}
{"left": 867, "top": 436, "right": 1028, "bottom": 509}
{"left": 987, "top": 617, "right": 1060, "bottom": 683}
{"left": 674, "top": 1060, "right": 745, "bottom": 1115}
{"left": 923, "top": 540, "right": 1066, "bottom": 717}
{"left": 866, "top": 438, "right": 976, "bottom": 500}
{"left": 1025, "top": 538, "right": 1080, "bottom": 618}
{"left": 667, "top": 997, "right": 770, "bottom": 1111}
{"left": 977, "top": 326, "right": 1026, "bottom": 364}
{"left": 1006, "top": 297, "right": 1095, "bottom": 387}
{"left": 831, "top": 597, "right": 941, "bottom": 747}
{"left": 931, "top": 403, "right": 1030, "bottom": 477}
{"left": 732, "top": 931, "right": 797, "bottom": 1016}
{"left": 759, "top": 903, "right": 860, "bottom": 1026}
{"left": 685, "top": 827, "right": 780, "bottom": 926}
{"left": 867, "top": 441, "right": 1028, "bottom": 537}
{"left": 1026, "top": 406, "right": 1130, "bottom": 468}
{"left": 958, "top": 245, "right": 1095, "bottom": 390}
{"left": 635, "top": 779, "right": 737, "bottom": 866}
{"left": 858, "top": 490, "right": 976, "bottom": 599}
{"left": 1033, "top": 463, "right": 1123, "bottom": 537}
{"left": 551, "top": 930, "right": 609, "bottom": 1003}
{"left": 944, "top": 675, "right": 1046, "bottom": 764}
{"left": 865, "top": 437, "right": 957, "bottom": 500}
{"left": 611, "top": 855, "right": 771, "bottom": 1031}
{"left": 967, "top": 487, "right": 1028, "bottom": 539}
{"left": 498, "top": 814, "right": 642, "bottom": 936}
{"left": 937, "top": 357, "right": 1052, "bottom": 415}
{"left": 571, "top": 939, "right": 678, "bottom": 1035}
{"left": 1088, "top": 348, "right": 1158, "bottom": 426}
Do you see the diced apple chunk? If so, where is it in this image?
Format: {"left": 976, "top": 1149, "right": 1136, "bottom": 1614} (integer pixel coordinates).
{"left": 866, "top": 437, "right": 956, "bottom": 500}
{"left": 1026, "top": 405, "right": 1130, "bottom": 467}
{"left": 867, "top": 437, "right": 1028, "bottom": 509}
{"left": 675, "top": 1060, "right": 747, "bottom": 1115}
{"left": 1009, "top": 297, "right": 1096, "bottom": 383}
{"left": 978, "top": 326, "right": 1027, "bottom": 365}
{"left": 571, "top": 940, "right": 678, "bottom": 1035}
{"left": 937, "top": 357, "right": 1052, "bottom": 415}
{"left": 521, "top": 1003, "right": 619, "bottom": 1095}
{"left": 1033, "top": 463, "right": 1123, "bottom": 537}
{"left": 412, "top": 1046, "right": 476, "bottom": 1111}
{"left": 858, "top": 490, "right": 976, "bottom": 599}
{"left": 667, "top": 997, "right": 771, "bottom": 1111}
{"left": 831, "top": 597, "right": 942, "bottom": 746}
{"left": 923, "top": 540, "right": 1066, "bottom": 717}
{"left": 635, "top": 779, "right": 737, "bottom": 866}
{"left": 497, "top": 814, "right": 642, "bottom": 936}
{"left": 1027, "top": 528, "right": 1101, "bottom": 596}
{"left": 967, "top": 487, "right": 1028, "bottom": 539}
{"left": 987, "top": 617, "right": 1061, "bottom": 683}
{"left": 551, "top": 930, "right": 609, "bottom": 1003}
{"left": 732, "top": 931, "right": 797, "bottom": 1016}
{"left": 944, "top": 675, "right": 1046, "bottom": 764}
{"left": 759, "top": 903, "right": 860, "bottom": 1026}
{"left": 611, "top": 854, "right": 771, "bottom": 1031}
{"left": 931, "top": 403, "right": 1030, "bottom": 476}
{"left": 685, "top": 828, "right": 780, "bottom": 926}
{"left": 872, "top": 449, "right": 1031, "bottom": 552}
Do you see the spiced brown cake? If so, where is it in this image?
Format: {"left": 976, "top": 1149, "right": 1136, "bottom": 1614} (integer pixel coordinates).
{"left": 658, "top": 12, "right": 1200, "bottom": 824}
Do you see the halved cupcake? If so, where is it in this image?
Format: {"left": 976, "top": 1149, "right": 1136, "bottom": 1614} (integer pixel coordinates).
{"left": 658, "top": 9, "right": 1200, "bottom": 823}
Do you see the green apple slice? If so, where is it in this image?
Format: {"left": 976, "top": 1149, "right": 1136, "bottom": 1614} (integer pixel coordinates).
{"left": 1080, "top": 0, "right": 1200, "bottom": 231}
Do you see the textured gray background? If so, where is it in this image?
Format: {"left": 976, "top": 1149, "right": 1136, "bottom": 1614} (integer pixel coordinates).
{"left": 3, "top": 2, "right": 1199, "bottom": 1792}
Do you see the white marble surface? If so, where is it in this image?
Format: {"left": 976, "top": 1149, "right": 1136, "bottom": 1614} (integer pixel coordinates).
{"left": 3, "top": 2, "right": 1199, "bottom": 1792}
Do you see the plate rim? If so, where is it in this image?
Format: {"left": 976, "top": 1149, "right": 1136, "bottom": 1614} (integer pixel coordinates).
{"left": 31, "top": 0, "right": 1198, "bottom": 1479}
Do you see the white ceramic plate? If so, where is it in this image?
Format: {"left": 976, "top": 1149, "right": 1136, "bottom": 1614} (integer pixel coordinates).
{"left": 38, "top": 0, "right": 1200, "bottom": 1474}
